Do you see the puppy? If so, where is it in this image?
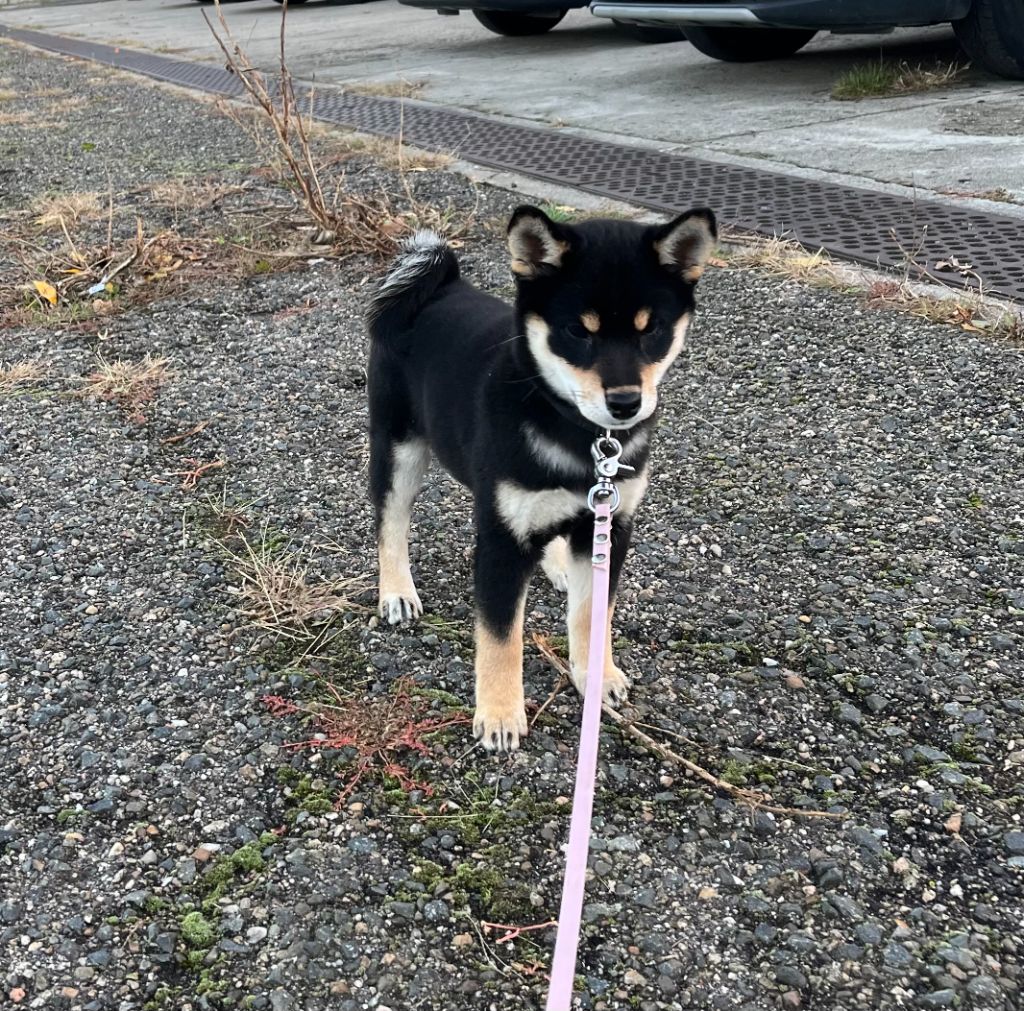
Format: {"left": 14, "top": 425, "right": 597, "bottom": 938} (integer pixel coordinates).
{"left": 366, "top": 204, "right": 716, "bottom": 751}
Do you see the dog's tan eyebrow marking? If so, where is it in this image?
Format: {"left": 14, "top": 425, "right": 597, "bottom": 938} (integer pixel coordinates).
{"left": 580, "top": 311, "right": 600, "bottom": 333}
{"left": 634, "top": 308, "right": 651, "bottom": 331}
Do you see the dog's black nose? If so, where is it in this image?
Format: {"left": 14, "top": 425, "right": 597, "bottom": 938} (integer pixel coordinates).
{"left": 605, "top": 389, "right": 642, "bottom": 421}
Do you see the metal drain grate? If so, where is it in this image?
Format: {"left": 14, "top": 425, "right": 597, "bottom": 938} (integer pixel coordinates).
{"left": 4, "top": 24, "right": 1023, "bottom": 302}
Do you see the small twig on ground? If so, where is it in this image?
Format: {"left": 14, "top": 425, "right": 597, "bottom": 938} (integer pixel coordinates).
{"left": 529, "top": 671, "right": 569, "bottom": 729}
{"left": 168, "top": 457, "right": 225, "bottom": 491}
{"left": 160, "top": 419, "right": 211, "bottom": 445}
{"left": 469, "top": 917, "right": 518, "bottom": 977}
{"left": 481, "top": 920, "right": 557, "bottom": 945}
{"left": 532, "top": 634, "right": 844, "bottom": 821}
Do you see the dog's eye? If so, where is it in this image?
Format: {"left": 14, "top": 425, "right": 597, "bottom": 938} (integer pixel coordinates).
{"left": 640, "top": 326, "right": 669, "bottom": 357}
{"left": 566, "top": 323, "right": 593, "bottom": 344}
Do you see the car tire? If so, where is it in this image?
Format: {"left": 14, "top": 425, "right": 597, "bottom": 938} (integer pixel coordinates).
{"left": 612, "top": 19, "right": 685, "bottom": 44}
{"left": 683, "top": 26, "right": 816, "bottom": 62}
{"left": 953, "top": 0, "right": 1024, "bottom": 79}
{"left": 472, "top": 9, "right": 567, "bottom": 35}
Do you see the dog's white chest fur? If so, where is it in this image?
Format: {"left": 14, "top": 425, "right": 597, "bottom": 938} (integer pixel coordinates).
{"left": 495, "top": 471, "right": 649, "bottom": 546}
{"left": 495, "top": 482, "right": 585, "bottom": 545}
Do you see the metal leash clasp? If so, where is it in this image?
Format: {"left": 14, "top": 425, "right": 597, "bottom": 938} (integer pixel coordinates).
{"left": 586, "top": 431, "right": 634, "bottom": 514}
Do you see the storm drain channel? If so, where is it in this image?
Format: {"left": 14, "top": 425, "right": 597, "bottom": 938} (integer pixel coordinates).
{"left": 3, "top": 24, "right": 1023, "bottom": 303}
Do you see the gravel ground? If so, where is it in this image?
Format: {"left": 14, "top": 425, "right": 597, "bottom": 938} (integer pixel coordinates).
{"left": 2, "top": 40, "right": 1024, "bottom": 1011}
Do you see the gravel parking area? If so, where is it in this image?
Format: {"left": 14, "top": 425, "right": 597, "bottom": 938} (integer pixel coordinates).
{"left": 2, "top": 40, "right": 1023, "bottom": 1011}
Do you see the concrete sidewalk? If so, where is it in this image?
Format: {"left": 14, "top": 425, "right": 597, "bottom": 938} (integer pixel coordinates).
{"left": 5, "top": 0, "right": 1024, "bottom": 213}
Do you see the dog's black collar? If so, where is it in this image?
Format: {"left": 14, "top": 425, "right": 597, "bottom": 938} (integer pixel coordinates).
{"left": 530, "top": 379, "right": 605, "bottom": 437}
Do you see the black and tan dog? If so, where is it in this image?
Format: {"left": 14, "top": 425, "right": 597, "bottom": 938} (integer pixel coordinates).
{"left": 366, "top": 204, "right": 716, "bottom": 751}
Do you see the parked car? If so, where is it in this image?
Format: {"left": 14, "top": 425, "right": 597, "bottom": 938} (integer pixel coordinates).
{"left": 587, "top": 0, "right": 1024, "bottom": 78}
{"left": 399, "top": 0, "right": 684, "bottom": 42}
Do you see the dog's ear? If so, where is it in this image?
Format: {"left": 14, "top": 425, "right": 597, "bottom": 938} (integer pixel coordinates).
{"left": 507, "top": 205, "right": 570, "bottom": 278}
{"left": 652, "top": 208, "right": 717, "bottom": 283}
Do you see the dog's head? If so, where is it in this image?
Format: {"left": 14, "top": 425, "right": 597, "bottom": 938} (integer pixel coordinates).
{"left": 507, "top": 204, "right": 716, "bottom": 431}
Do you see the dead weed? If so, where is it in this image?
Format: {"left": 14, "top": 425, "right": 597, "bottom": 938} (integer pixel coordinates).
{"left": 147, "top": 178, "right": 251, "bottom": 212}
{"left": 865, "top": 280, "right": 1024, "bottom": 339}
{"left": 205, "top": 1, "right": 473, "bottom": 261}
{"left": 221, "top": 525, "right": 370, "bottom": 642}
{"left": 264, "top": 677, "right": 470, "bottom": 804}
{"left": 0, "top": 359, "right": 49, "bottom": 393}
{"left": 725, "top": 236, "right": 843, "bottom": 287}
{"left": 0, "top": 214, "right": 279, "bottom": 329}
{"left": 31, "top": 191, "right": 103, "bottom": 229}
{"left": 346, "top": 79, "right": 426, "bottom": 100}
{"left": 80, "top": 354, "right": 171, "bottom": 421}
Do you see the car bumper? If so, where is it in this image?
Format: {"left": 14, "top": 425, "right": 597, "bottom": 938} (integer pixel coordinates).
{"left": 589, "top": 1, "right": 971, "bottom": 31}
{"left": 401, "top": 0, "right": 583, "bottom": 11}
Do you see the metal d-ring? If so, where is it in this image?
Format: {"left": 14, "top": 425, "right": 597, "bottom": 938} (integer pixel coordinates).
{"left": 587, "top": 484, "right": 620, "bottom": 513}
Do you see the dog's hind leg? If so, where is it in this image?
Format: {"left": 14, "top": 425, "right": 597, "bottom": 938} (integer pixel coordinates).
{"left": 565, "top": 513, "right": 633, "bottom": 706}
{"left": 564, "top": 470, "right": 648, "bottom": 702}
{"left": 371, "top": 434, "right": 431, "bottom": 624}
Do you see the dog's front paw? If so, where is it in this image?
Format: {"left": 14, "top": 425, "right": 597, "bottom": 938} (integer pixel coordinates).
{"left": 571, "top": 663, "right": 630, "bottom": 707}
{"left": 378, "top": 588, "right": 423, "bottom": 625}
{"left": 540, "top": 537, "right": 570, "bottom": 593}
{"left": 473, "top": 701, "right": 528, "bottom": 753}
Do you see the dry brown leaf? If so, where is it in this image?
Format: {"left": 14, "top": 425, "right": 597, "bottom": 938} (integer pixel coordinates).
{"left": 32, "top": 280, "right": 58, "bottom": 306}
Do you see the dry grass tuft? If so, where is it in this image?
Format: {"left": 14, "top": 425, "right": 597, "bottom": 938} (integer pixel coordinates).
{"left": 0, "top": 89, "right": 17, "bottom": 102}
{"left": 346, "top": 79, "right": 426, "bottom": 100}
{"left": 147, "top": 178, "right": 210, "bottom": 209}
{"left": 146, "top": 177, "right": 254, "bottom": 215}
{"left": 0, "top": 359, "right": 49, "bottom": 393}
{"left": 972, "top": 188, "right": 1016, "bottom": 204}
{"left": 340, "top": 134, "right": 453, "bottom": 172}
{"left": 833, "top": 59, "right": 969, "bottom": 101}
{"left": 0, "top": 110, "right": 56, "bottom": 127}
{"left": 222, "top": 526, "right": 369, "bottom": 641}
{"left": 941, "top": 186, "right": 1019, "bottom": 205}
{"left": 80, "top": 354, "right": 171, "bottom": 421}
{"left": 865, "top": 280, "right": 1024, "bottom": 339}
{"left": 725, "top": 236, "right": 1023, "bottom": 343}
{"left": 27, "top": 86, "right": 72, "bottom": 100}
{"left": 31, "top": 191, "right": 103, "bottom": 229}
{"left": 726, "top": 236, "right": 843, "bottom": 287}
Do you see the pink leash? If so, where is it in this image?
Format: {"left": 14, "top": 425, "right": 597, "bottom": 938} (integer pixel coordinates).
{"left": 545, "top": 435, "right": 629, "bottom": 1011}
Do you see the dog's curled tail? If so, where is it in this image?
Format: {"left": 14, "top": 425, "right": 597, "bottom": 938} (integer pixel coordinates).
{"left": 366, "top": 230, "right": 459, "bottom": 341}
